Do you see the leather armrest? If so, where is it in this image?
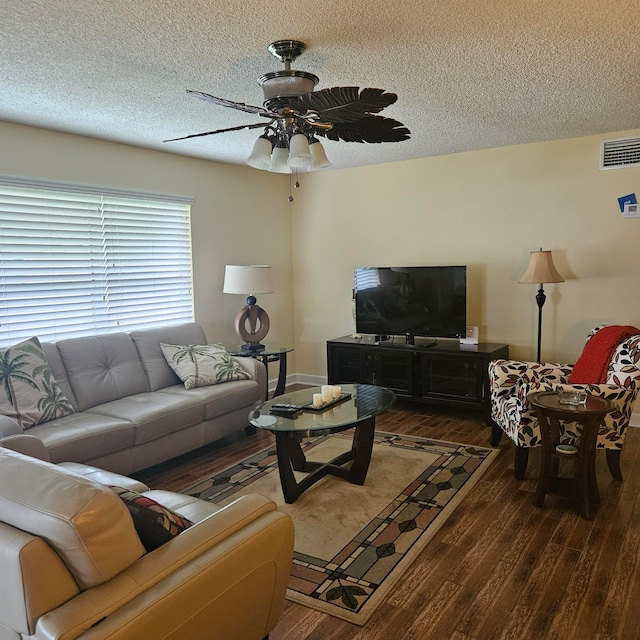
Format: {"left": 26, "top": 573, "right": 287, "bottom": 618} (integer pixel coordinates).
{"left": 0, "top": 522, "right": 79, "bottom": 636}
{"left": 0, "top": 416, "right": 22, "bottom": 438}
{"left": 0, "top": 434, "right": 51, "bottom": 460}
{"left": 59, "top": 463, "right": 151, "bottom": 493}
{"left": 233, "top": 356, "right": 267, "bottom": 392}
{"left": 0, "top": 436, "right": 150, "bottom": 492}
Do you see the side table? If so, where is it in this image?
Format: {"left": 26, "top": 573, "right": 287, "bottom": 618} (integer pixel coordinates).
{"left": 528, "top": 391, "right": 615, "bottom": 520}
{"left": 229, "top": 345, "right": 294, "bottom": 400}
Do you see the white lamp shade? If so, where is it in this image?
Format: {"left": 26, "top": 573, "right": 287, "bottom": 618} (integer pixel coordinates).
{"left": 309, "top": 139, "right": 331, "bottom": 169}
{"left": 287, "top": 134, "right": 313, "bottom": 169}
{"left": 270, "top": 146, "right": 292, "bottom": 173}
{"left": 247, "top": 137, "right": 272, "bottom": 170}
{"left": 223, "top": 265, "right": 274, "bottom": 295}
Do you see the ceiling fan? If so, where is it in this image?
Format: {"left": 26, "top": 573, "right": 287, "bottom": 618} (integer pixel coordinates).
{"left": 164, "top": 39, "right": 411, "bottom": 173}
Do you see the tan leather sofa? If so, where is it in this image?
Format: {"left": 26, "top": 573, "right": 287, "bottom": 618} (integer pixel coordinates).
{"left": 0, "top": 437, "right": 294, "bottom": 640}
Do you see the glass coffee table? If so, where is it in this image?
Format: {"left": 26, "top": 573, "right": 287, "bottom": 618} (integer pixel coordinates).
{"left": 249, "top": 384, "right": 396, "bottom": 503}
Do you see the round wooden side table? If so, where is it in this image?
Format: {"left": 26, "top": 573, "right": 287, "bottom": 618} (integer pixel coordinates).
{"left": 528, "top": 391, "right": 615, "bottom": 520}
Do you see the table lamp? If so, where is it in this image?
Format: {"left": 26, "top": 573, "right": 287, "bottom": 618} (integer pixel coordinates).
{"left": 519, "top": 249, "right": 564, "bottom": 362}
{"left": 223, "top": 265, "right": 273, "bottom": 352}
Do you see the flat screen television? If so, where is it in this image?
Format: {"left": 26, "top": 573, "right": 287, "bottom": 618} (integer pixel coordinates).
{"left": 354, "top": 266, "right": 467, "bottom": 342}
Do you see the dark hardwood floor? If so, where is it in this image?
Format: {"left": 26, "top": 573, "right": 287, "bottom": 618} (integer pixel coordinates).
{"left": 136, "top": 393, "right": 640, "bottom": 640}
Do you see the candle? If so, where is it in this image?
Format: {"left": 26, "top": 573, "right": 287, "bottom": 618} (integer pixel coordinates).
{"left": 321, "top": 385, "right": 334, "bottom": 403}
{"left": 313, "top": 393, "right": 323, "bottom": 408}
{"left": 332, "top": 385, "right": 342, "bottom": 399}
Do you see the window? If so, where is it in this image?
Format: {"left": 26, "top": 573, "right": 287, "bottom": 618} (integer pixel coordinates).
{"left": 0, "top": 177, "right": 194, "bottom": 347}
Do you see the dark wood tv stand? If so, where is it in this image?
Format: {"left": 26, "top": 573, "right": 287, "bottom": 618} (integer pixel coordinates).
{"left": 326, "top": 335, "right": 509, "bottom": 425}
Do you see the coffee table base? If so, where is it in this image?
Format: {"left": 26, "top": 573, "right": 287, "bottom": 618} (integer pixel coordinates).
{"left": 274, "top": 416, "right": 375, "bottom": 503}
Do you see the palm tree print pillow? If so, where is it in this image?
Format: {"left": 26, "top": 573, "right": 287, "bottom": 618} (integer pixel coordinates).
{"left": 0, "top": 336, "right": 75, "bottom": 429}
{"left": 160, "top": 343, "right": 251, "bottom": 390}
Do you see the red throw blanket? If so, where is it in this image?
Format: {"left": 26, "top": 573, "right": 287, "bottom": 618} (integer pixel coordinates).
{"left": 568, "top": 325, "right": 640, "bottom": 384}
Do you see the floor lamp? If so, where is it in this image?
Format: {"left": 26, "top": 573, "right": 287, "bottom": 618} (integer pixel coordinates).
{"left": 519, "top": 249, "right": 564, "bottom": 362}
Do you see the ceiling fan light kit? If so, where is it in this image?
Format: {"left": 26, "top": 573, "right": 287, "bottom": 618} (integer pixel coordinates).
{"left": 165, "top": 39, "right": 410, "bottom": 174}
{"left": 287, "top": 133, "right": 314, "bottom": 168}
{"left": 309, "top": 137, "right": 331, "bottom": 169}
{"left": 270, "top": 145, "right": 292, "bottom": 174}
{"left": 246, "top": 135, "right": 273, "bottom": 170}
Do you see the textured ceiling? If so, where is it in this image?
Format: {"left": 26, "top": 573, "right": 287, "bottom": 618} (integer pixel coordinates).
{"left": 1, "top": 0, "right": 638, "bottom": 171}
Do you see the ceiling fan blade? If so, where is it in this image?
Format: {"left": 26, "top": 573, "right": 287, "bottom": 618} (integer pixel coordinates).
{"left": 293, "top": 87, "right": 398, "bottom": 124}
{"left": 316, "top": 115, "right": 411, "bottom": 143}
{"left": 163, "top": 121, "right": 270, "bottom": 143}
{"left": 187, "top": 90, "right": 279, "bottom": 118}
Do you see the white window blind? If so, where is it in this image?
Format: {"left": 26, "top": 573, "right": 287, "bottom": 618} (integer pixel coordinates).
{"left": 0, "top": 179, "right": 194, "bottom": 347}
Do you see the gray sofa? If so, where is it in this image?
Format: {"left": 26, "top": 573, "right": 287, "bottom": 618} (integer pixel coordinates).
{"left": 0, "top": 323, "right": 267, "bottom": 475}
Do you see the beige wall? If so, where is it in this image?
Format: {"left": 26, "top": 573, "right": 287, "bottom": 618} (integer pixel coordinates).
{"left": 0, "top": 121, "right": 295, "bottom": 377}
{"left": 2, "top": 120, "right": 640, "bottom": 400}
{"left": 292, "top": 129, "right": 640, "bottom": 381}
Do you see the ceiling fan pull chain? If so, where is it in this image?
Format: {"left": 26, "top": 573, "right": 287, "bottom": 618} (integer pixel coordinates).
{"left": 288, "top": 173, "right": 301, "bottom": 203}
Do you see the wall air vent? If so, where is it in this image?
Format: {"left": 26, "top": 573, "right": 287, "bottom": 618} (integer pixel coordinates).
{"left": 600, "top": 136, "right": 640, "bottom": 170}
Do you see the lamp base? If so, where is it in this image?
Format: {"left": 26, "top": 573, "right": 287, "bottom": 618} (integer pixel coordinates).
{"left": 241, "top": 342, "right": 266, "bottom": 353}
{"left": 234, "top": 303, "right": 270, "bottom": 349}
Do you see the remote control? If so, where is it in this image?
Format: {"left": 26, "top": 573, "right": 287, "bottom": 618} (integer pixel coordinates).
{"left": 271, "top": 403, "right": 303, "bottom": 410}
{"left": 269, "top": 406, "right": 300, "bottom": 415}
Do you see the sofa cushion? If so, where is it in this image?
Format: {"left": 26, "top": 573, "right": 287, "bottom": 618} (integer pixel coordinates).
{"left": 110, "top": 486, "right": 193, "bottom": 552}
{"left": 86, "top": 390, "right": 204, "bottom": 445}
{"left": 0, "top": 337, "right": 75, "bottom": 429}
{"left": 56, "top": 333, "right": 150, "bottom": 411}
{"left": 26, "top": 412, "right": 136, "bottom": 463}
{"left": 163, "top": 379, "right": 262, "bottom": 421}
{"left": 160, "top": 343, "right": 251, "bottom": 389}
{"left": 130, "top": 323, "right": 207, "bottom": 391}
{"left": 0, "top": 448, "right": 145, "bottom": 590}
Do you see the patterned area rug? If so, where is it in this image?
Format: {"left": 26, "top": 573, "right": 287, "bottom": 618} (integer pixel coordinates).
{"left": 185, "top": 431, "right": 497, "bottom": 625}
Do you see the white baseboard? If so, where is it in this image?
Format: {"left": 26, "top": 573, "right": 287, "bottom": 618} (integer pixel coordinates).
{"left": 268, "top": 373, "right": 325, "bottom": 395}
{"left": 296, "top": 373, "right": 326, "bottom": 387}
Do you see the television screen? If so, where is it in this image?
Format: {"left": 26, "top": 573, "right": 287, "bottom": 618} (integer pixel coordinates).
{"left": 354, "top": 266, "right": 467, "bottom": 339}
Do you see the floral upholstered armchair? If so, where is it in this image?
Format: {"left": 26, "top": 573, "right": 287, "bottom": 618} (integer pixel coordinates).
{"left": 488, "top": 326, "right": 640, "bottom": 480}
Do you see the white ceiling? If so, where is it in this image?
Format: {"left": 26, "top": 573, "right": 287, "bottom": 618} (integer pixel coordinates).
{"left": 1, "top": 0, "right": 638, "bottom": 172}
